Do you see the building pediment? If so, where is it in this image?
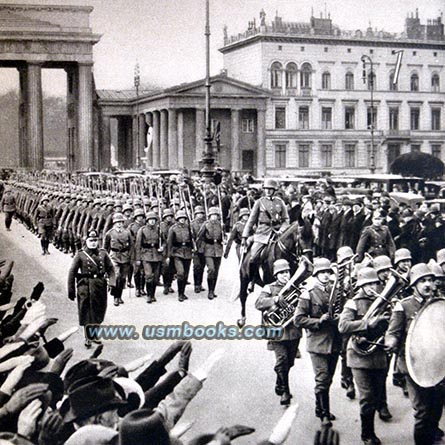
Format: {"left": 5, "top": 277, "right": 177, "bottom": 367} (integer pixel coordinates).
{"left": 164, "top": 75, "right": 270, "bottom": 97}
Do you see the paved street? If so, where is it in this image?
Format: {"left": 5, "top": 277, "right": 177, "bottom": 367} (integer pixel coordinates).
{"left": 0, "top": 214, "right": 443, "bottom": 445}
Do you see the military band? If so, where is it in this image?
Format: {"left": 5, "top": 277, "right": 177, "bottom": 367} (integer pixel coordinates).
{"left": 2, "top": 170, "right": 445, "bottom": 445}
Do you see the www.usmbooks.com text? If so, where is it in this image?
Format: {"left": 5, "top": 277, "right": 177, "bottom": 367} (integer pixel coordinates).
{"left": 85, "top": 321, "right": 283, "bottom": 341}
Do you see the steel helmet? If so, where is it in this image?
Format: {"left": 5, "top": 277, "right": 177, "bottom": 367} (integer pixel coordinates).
{"left": 208, "top": 207, "right": 220, "bottom": 217}
{"left": 114, "top": 200, "right": 123, "bottom": 208}
{"left": 409, "top": 263, "right": 434, "bottom": 287}
{"left": 427, "top": 260, "right": 444, "bottom": 279}
{"left": 40, "top": 195, "right": 50, "bottom": 203}
{"left": 162, "top": 209, "right": 173, "bottom": 219}
{"left": 313, "top": 258, "right": 333, "bottom": 276}
{"left": 122, "top": 204, "right": 133, "bottom": 213}
{"left": 337, "top": 246, "right": 354, "bottom": 264}
{"left": 134, "top": 209, "right": 145, "bottom": 218}
{"left": 239, "top": 208, "right": 250, "bottom": 218}
{"left": 263, "top": 178, "right": 278, "bottom": 190}
{"left": 372, "top": 255, "right": 392, "bottom": 273}
{"left": 175, "top": 210, "right": 187, "bottom": 220}
{"left": 356, "top": 267, "right": 380, "bottom": 287}
{"left": 146, "top": 211, "right": 158, "bottom": 220}
{"left": 437, "top": 248, "right": 445, "bottom": 266}
{"left": 394, "top": 248, "right": 412, "bottom": 265}
{"left": 112, "top": 213, "right": 125, "bottom": 224}
{"left": 273, "top": 259, "right": 290, "bottom": 276}
{"left": 194, "top": 206, "right": 205, "bottom": 215}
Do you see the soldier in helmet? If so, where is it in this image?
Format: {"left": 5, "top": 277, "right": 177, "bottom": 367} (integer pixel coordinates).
{"left": 241, "top": 178, "right": 289, "bottom": 268}
{"left": 197, "top": 206, "right": 224, "bottom": 300}
{"left": 385, "top": 264, "right": 442, "bottom": 445}
{"left": 1, "top": 187, "right": 16, "bottom": 231}
{"left": 295, "top": 258, "right": 341, "bottom": 427}
{"left": 167, "top": 210, "right": 193, "bottom": 302}
{"left": 224, "top": 207, "right": 250, "bottom": 261}
{"left": 103, "top": 212, "right": 133, "bottom": 306}
{"left": 135, "top": 211, "right": 162, "bottom": 304}
{"left": 160, "top": 208, "right": 176, "bottom": 295}
{"left": 191, "top": 206, "right": 206, "bottom": 293}
{"left": 339, "top": 267, "right": 390, "bottom": 445}
{"left": 34, "top": 195, "right": 54, "bottom": 255}
{"left": 255, "top": 258, "right": 302, "bottom": 406}
{"left": 68, "top": 229, "right": 115, "bottom": 348}
{"left": 129, "top": 209, "right": 146, "bottom": 298}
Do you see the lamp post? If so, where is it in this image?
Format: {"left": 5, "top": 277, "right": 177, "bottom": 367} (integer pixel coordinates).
{"left": 361, "top": 54, "right": 376, "bottom": 174}
{"left": 134, "top": 62, "right": 141, "bottom": 169}
{"left": 200, "top": 0, "right": 216, "bottom": 183}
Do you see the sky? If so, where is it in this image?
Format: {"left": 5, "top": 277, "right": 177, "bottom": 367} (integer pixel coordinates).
{"left": 0, "top": 0, "right": 443, "bottom": 95}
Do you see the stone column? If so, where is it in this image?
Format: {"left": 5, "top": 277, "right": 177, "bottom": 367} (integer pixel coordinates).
{"left": 168, "top": 108, "right": 178, "bottom": 168}
{"left": 139, "top": 114, "right": 147, "bottom": 167}
{"left": 77, "top": 63, "right": 94, "bottom": 170}
{"left": 152, "top": 111, "right": 160, "bottom": 169}
{"left": 231, "top": 109, "right": 240, "bottom": 172}
{"left": 256, "top": 109, "right": 266, "bottom": 177}
{"left": 177, "top": 111, "right": 184, "bottom": 168}
{"left": 18, "top": 66, "right": 28, "bottom": 168}
{"left": 100, "top": 114, "right": 111, "bottom": 170}
{"left": 195, "top": 109, "right": 205, "bottom": 166}
{"left": 160, "top": 109, "right": 168, "bottom": 169}
{"left": 117, "top": 117, "right": 127, "bottom": 169}
{"left": 26, "top": 63, "right": 44, "bottom": 170}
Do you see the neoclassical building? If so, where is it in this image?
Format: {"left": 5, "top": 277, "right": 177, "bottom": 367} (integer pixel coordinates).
{"left": 98, "top": 8, "right": 445, "bottom": 176}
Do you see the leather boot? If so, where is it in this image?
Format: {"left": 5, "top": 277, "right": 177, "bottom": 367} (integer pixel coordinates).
{"left": 317, "top": 391, "right": 334, "bottom": 427}
{"left": 360, "top": 412, "right": 381, "bottom": 445}
{"left": 146, "top": 283, "right": 153, "bottom": 304}
{"left": 178, "top": 279, "right": 185, "bottom": 302}
{"left": 207, "top": 278, "right": 215, "bottom": 300}
{"left": 378, "top": 404, "right": 392, "bottom": 421}
{"left": 150, "top": 282, "right": 157, "bottom": 302}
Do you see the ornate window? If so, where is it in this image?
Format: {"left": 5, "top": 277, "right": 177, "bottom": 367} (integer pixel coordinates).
{"left": 345, "top": 144, "right": 356, "bottom": 167}
{"left": 275, "top": 107, "right": 286, "bottom": 129}
{"left": 410, "top": 73, "right": 419, "bottom": 92}
{"left": 389, "top": 71, "right": 397, "bottom": 91}
{"left": 321, "top": 144, "right": 333, "bottom": 167}
{"left": 345, "top": 107, "right": 355, "bottom": 129}
{"left": 321, "top": 107, "right": 332, "bottom": 130}
{"left": 432, "top": 108, "right": 441, "bottom": 130}
{"left": 285, "top": 63, "right": 298, "bottom": 89}
{"left": 345, "top": 72, "right": 354, "bottom": 90}
{"left": 271, "top": 62, "right": 282, "bottom": 88}
{"left": 410, "top": 107, "right": 420, "bottom": 130}
{"left": 275, "top": 144, "right": 287, "bottom": 167}
{"left": 300, "top": 63, "right": 312, "bottom": 89}
{"left": 298, "top": 144, "right": 310, "bottom": 167}
{"left": 298, "top": 106, "right": 309, "bottom": 129}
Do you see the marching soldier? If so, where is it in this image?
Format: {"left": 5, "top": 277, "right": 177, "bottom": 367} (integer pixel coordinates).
{"left": 68, "top": 229, "right": 115, "bottom": 348}
{"left": 191, "top": 206, "right": 206, "bottom": 293}
{"left": 1, "top": 187, "right": 16, "bottom": 231}
{"left": 255, "top": 259, "right": 302, "bottom": 406}
{"left": 103, "top": 212, "right": 133, "bottom": 306}
{"left": 294, "top": 258, "right": 341, "bottom": 427}
{"left": 129, "top": 209, "right": 146, "bottom": 298}
{"left": 385, "top": 264, "right": 443, "bottom": 445}
{"left": 34, "top": 195, "right": 54, "bottom": 255}
{"left": 339, "top": 267, "right": 390, "bottom": 445}
{"left": 135, "top": 211, "right": 163, "bottom": 304}
{"left": 224, "top": 207, "right": 250, "bottom": 261}
{"left": 197, "top": 206, "right": 224, "bottom": 300}
{"left": 160, "top": 208, "right": 175, "bottom": 295}
{"left": 167, "top": 210, "right": 193, "bottom": 302}
{"left": 241, "top": 178, "right": 289, "bottom": 267}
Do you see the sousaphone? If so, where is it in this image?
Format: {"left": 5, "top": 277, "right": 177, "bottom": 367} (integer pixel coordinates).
{"left": 406, "top": 297, "right": 445, "bottom": 387}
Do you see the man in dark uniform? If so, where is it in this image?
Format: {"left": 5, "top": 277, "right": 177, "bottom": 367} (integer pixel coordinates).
{"left": 34, "top": 195, "right": 54, "bottom": 255}
{"left": 103, "top": 212, "right": 133, "bottom": 307}
{"left": 385, "top": 264, "right": 444, "bottom": 445}
{"left": 256, "top": 259, "right": 302, "bottom": 406}
{"left": 135, "top": 211, "right": 163, "bottom": 304}
{"left": 295, "top": 258, "right": 341, "bottom": 427}
{"left": 394, "top": 208, "right": 421, "bottom": 264}
{"left": 197, "top": 206, "right": 224, "bottom": 300}
{"left": 68, "top": 230, "right": 115, "bottom": 348}
{"left": 191, "top": 206, "right": 206, "bottom": 293}
{"left": 241, "top": 178, "right": 289, "bottom": 266}
{"left": 339, "top": 267, "right": 390, "bottom": 445}
{"left": 1, "top": 187, "right": 16, "bottom": 231}
{"left": 167, "top": 210, "right": 193, "bottom": 302}
{"left": 356, "top": 210, "right": 396, "bottom": 263}
{"left": 128, "top": 208, "right": 146, "bottom": 298}
{"left": 224, "top": 207, "right": 249, "bottom": 261}
{"left": 160, "top": 208, "right": 175, "bottom": 295}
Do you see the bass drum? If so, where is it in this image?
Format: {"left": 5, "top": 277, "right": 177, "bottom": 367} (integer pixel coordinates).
{"left": 406, "top": 298, "right": 445, "bottom": 388}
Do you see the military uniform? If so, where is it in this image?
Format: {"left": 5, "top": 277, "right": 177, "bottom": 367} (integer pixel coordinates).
{"left": 191, "top": 213, "right": 206, "bottom": 293}
{"left": 356, "top": 224, "right": 396, "bottom": 262}
{"left": 128, "top": 218, "right": 145, "bottom": 297}
{"left": 256, "top": 281, "right": 302, "bottom": 402}
{"left": 34, "top": 200, "right": 54, "bottom": 255}
{"left": 1, "top": 190, "right": 16, "bottom": 231}
{"left": 224, "top": 218, "right": 246, "bottom": 261}
{"left": 167, "top": 217, "right": 193, "bottom": 301}
{"left": 135, "top": 221, "right": 162, "bottom": 303}
{"left": 160, "top": 215, "right": 175, "bottom": 294}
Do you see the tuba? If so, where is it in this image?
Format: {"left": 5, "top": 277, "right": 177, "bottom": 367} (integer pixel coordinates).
{"left": 350, "top": 269, "right": 409, "bottom": 356}
{"left": 263, "top": 256, "right": 313, "bottom": 328}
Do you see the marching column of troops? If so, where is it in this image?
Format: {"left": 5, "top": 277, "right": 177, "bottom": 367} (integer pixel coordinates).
{"left": 2, "top": 172, "right": 445, "bottom": 445}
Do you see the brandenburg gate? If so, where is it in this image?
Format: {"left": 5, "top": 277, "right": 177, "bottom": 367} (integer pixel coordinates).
{"left": 0, "top": 3, "right": 100, "bottom": 170}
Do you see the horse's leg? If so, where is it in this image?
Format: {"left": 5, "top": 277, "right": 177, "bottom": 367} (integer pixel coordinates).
{"left": 238, "top": 273, "right": 249, "bottom": 328}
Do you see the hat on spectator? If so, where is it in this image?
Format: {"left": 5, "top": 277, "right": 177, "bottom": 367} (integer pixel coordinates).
{"left": 64, "top": 425, "right": 118, "bottom": 445}
{"left": 119, "top": 409, "right": 170, "bottom": 445}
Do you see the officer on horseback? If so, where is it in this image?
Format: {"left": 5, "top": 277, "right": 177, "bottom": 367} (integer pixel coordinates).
{"left": 241, "top": 178, "right": 289, "bottom": 266}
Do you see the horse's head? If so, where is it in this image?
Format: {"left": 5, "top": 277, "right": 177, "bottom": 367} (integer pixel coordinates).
{"left": 277, "top": 220, "right": 313, "bottom": 264}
